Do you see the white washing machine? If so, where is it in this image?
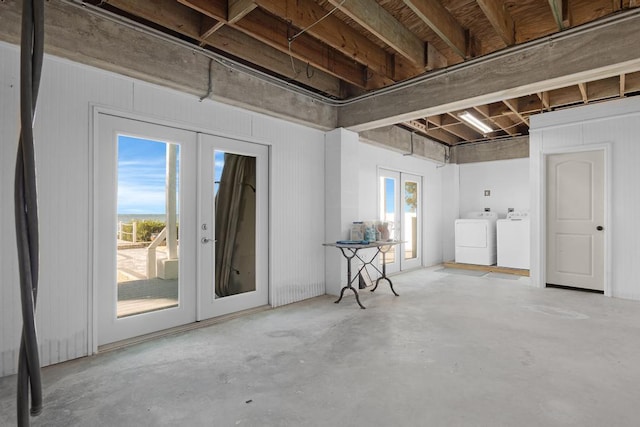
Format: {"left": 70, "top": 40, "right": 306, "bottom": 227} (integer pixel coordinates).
{"left": 497, "top": 211, "right": 530, "bottom": 269}
{"left": 455, "top": 212, "right": 498, "bottom": 265}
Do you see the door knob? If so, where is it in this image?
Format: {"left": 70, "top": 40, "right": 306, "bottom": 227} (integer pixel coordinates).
{"left": 596, "top": 226, "right": 604, "bottom": 231}
{"left": 201, "top": 237, "right": 212, "bottom": 243}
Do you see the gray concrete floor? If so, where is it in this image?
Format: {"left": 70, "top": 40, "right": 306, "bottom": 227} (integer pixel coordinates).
{"left": 2, "top": 266, "right": 640, "bottom": 426}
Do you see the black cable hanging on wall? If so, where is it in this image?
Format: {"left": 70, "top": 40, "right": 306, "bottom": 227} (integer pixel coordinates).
{"left": 15, "top": 0, "right": 45, "bottom": 425}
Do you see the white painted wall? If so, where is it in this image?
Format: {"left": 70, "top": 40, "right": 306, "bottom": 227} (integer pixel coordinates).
{"left": 0, "top": 41, "right": 325, "bottom": 376}
{"left": 530, "top": 96, "right": 640, "bottom": 301}
{"left": 440, "top": 164, "right": 459, "bottom": 262}
{"left": 459, "top": 158, "right": 530, "bottom": 218}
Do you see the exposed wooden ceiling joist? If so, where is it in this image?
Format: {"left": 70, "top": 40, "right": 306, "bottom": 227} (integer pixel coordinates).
{"left": 254, "top": 0, "right": 417, "bottom": 81}
{"left": 83, "top": 0, "right": 640, "bottom": 148}
{"left": 228, "top": 0, "right": 257, "bottom": 24}
{"left": 476, "top": 0, "right": 515, "bottom": 47}
{"left": 403, "top": 0, "right": 469, "bottom": 58}
{"left": 326, "top": 0, "right": 427, "bottom": 67}
{"left": 338, "top": 12, "right": 640, "bottom": 131}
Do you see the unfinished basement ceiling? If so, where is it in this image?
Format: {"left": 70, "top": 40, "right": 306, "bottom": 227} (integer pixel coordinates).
{"left": 83, "top": 0, "right": 640, "bottom": 146}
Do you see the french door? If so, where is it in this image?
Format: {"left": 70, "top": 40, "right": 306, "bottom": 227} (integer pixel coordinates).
{"left": 378, "top": 169, "right": 422, "bottom": 274}
{"left": 197, "top": 134, "right": 269, "bottom": 320}
{"left": 95, "top": 114, "right": 268, "bottom": 346}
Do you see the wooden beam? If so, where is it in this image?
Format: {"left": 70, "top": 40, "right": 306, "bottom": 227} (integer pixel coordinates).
{"left": 106, "top": 0, "right": 203, "bottom": 38}
{"left": 444, "top": 119, "right": 485, "bottom": 141}
{"left": 199, "top": 16, "right": 225, "bottom": 42}
{"left": 232, "top": 8, "right": 377, "bottom": 88}
{"left": 254, "top": 0, "right": 419, "bottom": 81}
{"left": 228, "top": 0, "right": 257, "bottom": 24}
{"left": 547, "top": 86, "right": 582, "bottom": 107}
{"left": 587, "top": 76, "right": 621, "bottom": 100}
{"left": 404, "top": 121, "right": 461, "bottom": 145}
{"left": 0, "top": 0, "right": 337, "bottom": 129}
{"left": 178, "top": 0, "right": 227, "bottom": 21}
{"left": 578, "top": 82, "right": 589, "bottom": 103}
{"left": 337, "top": 12, "right": 640, "bottom": 130}
{"left": 204, "top": 26, "right": 343, "bottom": 97}
{"left": 502, "top": 99, "right": 530, "bottom": 126}
{"left": 403, "top": 0, "right": 468, "bottom": 58}
{"left": 107, "top": 0, "right": 343, "bottom": 97}
{"left": 537, "top": 91, "right": 551, "bottom": 111}
{"left": 473, "top": 105, "right": 518, "bottom": 136}
{"left": 327, "top": 0, "right": 426, "bottom": 67}
{"left": 181, "top": 0, "right": 387, "bottom": 88}
{"left": 476, "top": 0, "right": 515, "bottom": 46}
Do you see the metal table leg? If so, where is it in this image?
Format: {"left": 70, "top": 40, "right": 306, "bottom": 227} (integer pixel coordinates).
{"left": 335, "top": 247, "right": 366, "bottom": 309}
{"left": 370, "top": 247, "right": 400, "bottom": 296}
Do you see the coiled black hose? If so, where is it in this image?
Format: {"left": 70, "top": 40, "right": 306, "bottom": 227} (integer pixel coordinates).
{"left": 15, "top": 0, "right": 45, "bottom": 425}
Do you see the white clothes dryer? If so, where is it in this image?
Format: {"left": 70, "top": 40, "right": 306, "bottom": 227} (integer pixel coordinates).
{"left": 454, "top": 212, "right": 498, "bottom": 266}
{"left": 497, "top": 211, "right": 530, "bottom": 269}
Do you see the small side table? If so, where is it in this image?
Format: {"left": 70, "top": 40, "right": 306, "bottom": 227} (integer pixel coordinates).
{"left": 323, "top": 241, "right": 402, "bottom": 309}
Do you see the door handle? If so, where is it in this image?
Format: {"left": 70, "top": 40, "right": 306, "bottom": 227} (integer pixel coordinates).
{"left": 596, "top": 226, "right": 604, "bottom": 231}
{"left": 201, "top": 237, "right": 212, "bottom": 244}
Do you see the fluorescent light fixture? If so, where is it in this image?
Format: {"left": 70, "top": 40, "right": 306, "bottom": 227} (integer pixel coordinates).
{"left": 459, "top": 111, "right": 493, "bottom": 134}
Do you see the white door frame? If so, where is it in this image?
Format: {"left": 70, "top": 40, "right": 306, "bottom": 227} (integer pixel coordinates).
{"left": 536, "top": 143, "right": 612, "bottom": 296}
{"left": 90, "top": 108, "right": 272, "bottom": 353}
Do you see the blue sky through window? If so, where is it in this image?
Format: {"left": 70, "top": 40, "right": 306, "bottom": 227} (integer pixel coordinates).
{"left": 117, "top": 135, "right": 179, "bottom": 214}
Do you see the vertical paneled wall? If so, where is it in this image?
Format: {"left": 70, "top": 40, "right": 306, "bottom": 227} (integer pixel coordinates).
{"left": 530, "top": 96, "right": 640, "bottom": 300}
{"left": 1, "top": 44, "right": 134, "bottom": 376}
{"left": 0, "top": 41, "right": 325, "bottom": 376}
{"left": 458, "top": 158, "right": 530, "bottom": 218}
{"left": 0, "top": 43, "right": 20, "bottom": 377}
{"left": 253, "top": 116, "right": 326, "bottom": 307}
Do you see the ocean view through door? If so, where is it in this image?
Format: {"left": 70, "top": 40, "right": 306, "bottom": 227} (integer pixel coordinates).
{"left": 96, "top": 115, "right": 197, "bottom": 346}
{"left": 96, "top": 115, "right": 269, "bottom": 346}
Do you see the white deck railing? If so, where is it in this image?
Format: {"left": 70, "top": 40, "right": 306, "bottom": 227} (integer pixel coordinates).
{"left": 146, "top": 227, "right": 167, "bottom": 279}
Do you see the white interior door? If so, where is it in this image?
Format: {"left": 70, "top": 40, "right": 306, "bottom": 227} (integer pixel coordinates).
{"left": 96, "top": 114, "right": 197, "bottom": 346}
{"left": 546, "top": 150, "right": 604, "bottom": 291}
{"left": 379, "top": 169, "right": 422, "bottom": 273}
{"left": 197, "top": 134, "right": 269, "bottom": 320}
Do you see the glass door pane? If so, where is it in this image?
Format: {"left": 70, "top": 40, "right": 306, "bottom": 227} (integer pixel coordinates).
{"left": 214, "top": 150, "right": 256, "bottom": 298}
{"left": 96, "top": 114, "right": 197, "bottom": 347}
{"left": 401, "top": 173, "right": 422, "bottom": 270}
{"left": 116, "top": 136, "right": 180, "bottom": 317}
{"left": 379, "top": 169, "right": 400, "bottom": 274}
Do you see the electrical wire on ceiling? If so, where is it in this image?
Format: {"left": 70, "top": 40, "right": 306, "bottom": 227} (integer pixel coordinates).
{"left": 14, "top": 0, "right": 44, "bottom": 425}
{"left": 286, "top": 0, "right": 347, "bottom": 77}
